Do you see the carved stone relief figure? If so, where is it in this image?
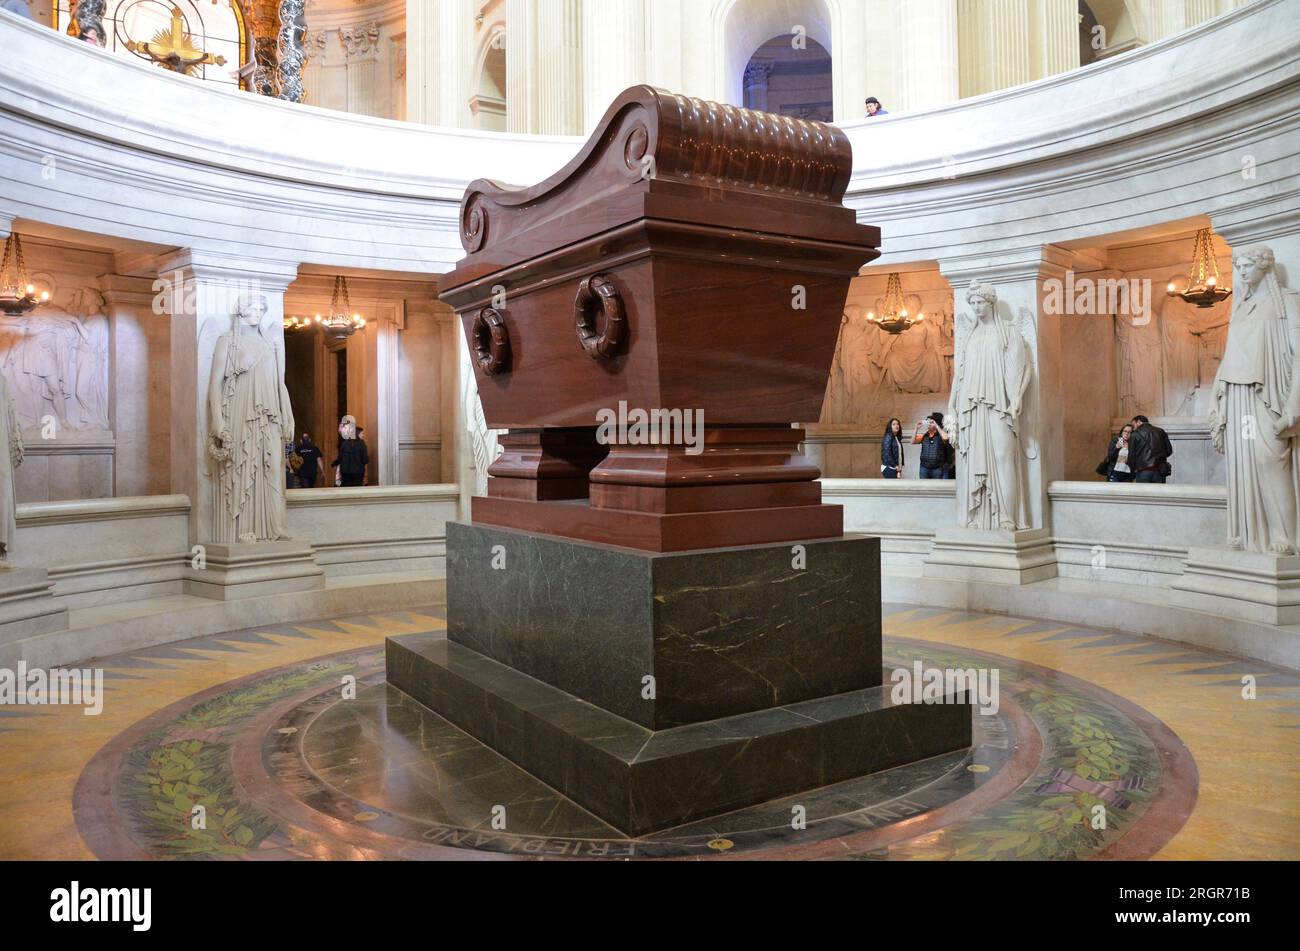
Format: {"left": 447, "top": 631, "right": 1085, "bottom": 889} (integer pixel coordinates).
{"left": 879, "top": 314, "right": 947, "bottom": 394}
{"left": 821, "top": 305, "right": 887, "bottom": 424}
{"left": 1114, "top": 308, "right": 1165, "bottom": 419}
{"left": 206, "top": 295, "right": 295, "bottom": 544}
{"left": 0, "top": 371, "right": 22, "bottom": 558}
{"left": 947, "top": 282, "right": 1035, "bottom": 531}
{"left": 0, "top": 290, "right": 110, "bottom": 434}
{"left": 1161, "top": 292, "right": 1230, "bottom": 417}
{"left": 1208, "top": 246, "right": 1300, "bottom": 553}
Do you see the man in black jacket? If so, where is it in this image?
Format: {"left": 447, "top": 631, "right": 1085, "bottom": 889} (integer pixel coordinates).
{"left": 1128, "top": 415, "right": 1173, "bottom": 483}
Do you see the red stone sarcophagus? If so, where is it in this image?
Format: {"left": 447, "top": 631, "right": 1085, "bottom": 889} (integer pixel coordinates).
{"left": 439, "top": 85, "right": 880, "bottom": 552}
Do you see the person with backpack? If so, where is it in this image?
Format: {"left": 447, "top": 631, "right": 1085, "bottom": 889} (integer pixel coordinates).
{"left": 332, "top": 414, "right": 369, "bottom": 487}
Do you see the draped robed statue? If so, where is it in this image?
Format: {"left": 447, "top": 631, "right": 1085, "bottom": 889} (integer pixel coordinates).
{"left": 206, "top": 295, "right": 295, "bottom": 544}
{"left": 1209, "top": 245, "right": 1300, "bottom": 554}
{"left": 0, "top": 371, "right": 22, "bottom": 559}
{"left": 946, "top": 281, "right": 1036, "bottom": 531}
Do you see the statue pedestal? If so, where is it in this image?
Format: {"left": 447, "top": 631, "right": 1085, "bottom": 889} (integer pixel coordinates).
{"left": 185, "top": 541, "right": 325, "bottom": 601}
{"left": 387, "top": 522, "right": 971, "bottom": 836}
{"left": 1172, "top": 546, "right": 1300, "bottom": 626}
{"left": 0, "top": 566, "right": 68, "bottom": 649}
{"left": 923, "top": 527, "right": 1057, "bottom": 585}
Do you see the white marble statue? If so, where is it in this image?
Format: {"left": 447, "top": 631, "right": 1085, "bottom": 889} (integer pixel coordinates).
{"left": 0, "top": 291, "right": 110, "bottom": 433}
{"left": 946, "top": 282, "right": 1035, "bottom": 531}
{"left": 0, "top": 371, "right": 22, "bottom": 558}
{"left": 1209, "top": 245, "right": 1300, "bottom": 554}
{"left": 206, "top": 295, "right": 294, "bottom": 543}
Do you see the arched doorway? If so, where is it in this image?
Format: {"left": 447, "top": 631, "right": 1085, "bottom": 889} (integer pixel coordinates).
{"left": 718, "top": 0, "right": 836, "bottom": 116}
{"left": 743, "top": 33, "right": 832, "bottom": 121}
{"left": 471, "top": 27, "right": 507, "bottom": 132}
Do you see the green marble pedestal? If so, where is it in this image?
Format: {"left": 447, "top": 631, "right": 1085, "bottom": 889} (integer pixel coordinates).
{"left": 386, "top": 523, "right": 972, "bottom": 835}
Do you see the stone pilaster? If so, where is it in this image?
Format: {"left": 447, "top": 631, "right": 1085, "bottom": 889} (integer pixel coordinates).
{"left": 582, "top": 0, "right": 645, "bottom": 131}
{"left": 1029, "top": 0, "right": 1080, "bottom": 80}
{"left": 536, "top": 0, "right": 583, "bottom": 134}
{"left": 436, "top": 0, "right": 475, "bottom": 128}
{"left": 898, "top": 0, "right": 959, "bottom": 111}
{"left": 958, "top": 0, "right": 1031, "bottom": 97}
{"left": 505, "top": 0, "right": 536, "bottom": 133}
{"left": 98, "top": 274, "right": 165, "bottom": 498}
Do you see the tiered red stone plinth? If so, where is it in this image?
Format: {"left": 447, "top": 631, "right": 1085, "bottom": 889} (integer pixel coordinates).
{"left": 475, "top": 425, "right": 840, "bottom": 552}
{"left": 439, "top": 85, "right": 880, "bottom": 552}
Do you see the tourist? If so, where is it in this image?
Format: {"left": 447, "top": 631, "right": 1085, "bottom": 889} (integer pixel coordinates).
{"left": 1098, "top": 424, "right": 1135, "bottom": 482}
{"left": 333, "top": 414, "right": 369, "bottom": 487}
{"left": 881, "top": 417, "right": 905, "bottom": 479}
{"left": 865, "top": 97, "right": 888, "bottom": 117}
{"left": 1128, "top": 414, "right": 1173, "bottom": 483}
{"left": 296, "top": 433, "right": 323, "bottom": 488}
{"left": 912, "top": 413, "right": 948, "bottom": 479}
{"left": 78, "top": 23, "right": 106, "bottom": 47}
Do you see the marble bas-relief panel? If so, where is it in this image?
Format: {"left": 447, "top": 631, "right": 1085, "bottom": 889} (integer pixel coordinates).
{"left": 812, "top": 275, "right": 954, "bottom": 478}
{"left": 0, "top": 284, "right": 114, "bottom": 502}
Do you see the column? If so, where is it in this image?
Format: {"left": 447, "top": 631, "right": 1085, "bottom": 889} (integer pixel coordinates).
{"left": 581, "top": 0, "right": 645, "bottom": 132}
{"left": 958, "top": 0, "right": 1031, "bottom": 97}
{"left": 156, "top": 250, "right": 324, "bottom": 599}
{"left": 407, "top": 0, "right": 475, "bottom": 127}
{"left": 1028, "top": 0, "right": 1080, "bottom": 80}
{"left": 923, "top": 246, "right": 1072, "bottom": 584}
{"left": 340, "top": 21, "right": 381, "bottom": 117}
{"left": 506, "top": 0, "right": 538, "bottom": 133}
{"left": 742, "top": 63, "right": 774, "bottom": 112}
{"left": 536, "top": 0, "right": 583, "bottom": 134}
{"left": 1145, "top": 0, "right": 1188, "bottom": 41}
{"left": 898, "top": 0, "right": 959, "bottom": 111}
{"left": 406, "top": 0, "right": 434, "bottom": 123}
{"left": 276, "top": 0, "right": 308, "bottom": 103}
{"left": 437, "top": 0, "right": 475, "bottom": 128}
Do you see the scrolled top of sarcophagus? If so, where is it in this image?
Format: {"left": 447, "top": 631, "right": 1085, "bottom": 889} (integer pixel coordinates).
{"left": 439, "top": 84, "right": 880, "bottom": 430}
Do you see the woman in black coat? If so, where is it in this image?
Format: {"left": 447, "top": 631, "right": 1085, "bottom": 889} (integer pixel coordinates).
{"left": 881, "top": 418, "right": 905, "bottom": 479}
{"left": 1098, "top": 423, "right": 1135, "bottom": 482}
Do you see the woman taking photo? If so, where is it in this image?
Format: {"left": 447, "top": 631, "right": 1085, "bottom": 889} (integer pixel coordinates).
{"left": 1100, "top": 423, "right": 1135, "bottom": 482}
{"left": 881, "top": 418, "right": 905, "bottom": 479}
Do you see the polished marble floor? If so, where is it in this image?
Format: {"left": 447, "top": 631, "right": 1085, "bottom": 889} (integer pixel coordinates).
{"left": 1, "top": 605, "right": 1297, "bottom": 860}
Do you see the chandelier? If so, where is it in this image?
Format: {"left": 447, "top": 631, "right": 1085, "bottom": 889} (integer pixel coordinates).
{"left": 1166, "top": 228, "right": 1231, "bottom": 309}
{"left": 283, "top": 314, "right": 313, "bottom": 332}
{"left": 0, "top": 231, "right": 50, "bottom": 316}
{"left": 865, "top": 272, "right": 924, "bottom": 334}
{"left": 315, "top": 276, "right": 366, "bottom": 340}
